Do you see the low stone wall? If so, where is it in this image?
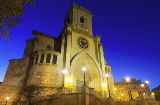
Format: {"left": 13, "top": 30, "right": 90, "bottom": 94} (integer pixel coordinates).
{"left": 10, "top": 86, "right": 160, "bottom": 105}
{"left": 115, "top": 100, "right": 160, "bottom": 105}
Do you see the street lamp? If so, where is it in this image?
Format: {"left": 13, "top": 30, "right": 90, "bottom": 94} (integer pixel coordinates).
{"left": 61, "top": 69, "right": 67, "bottom": 87}
{"left": 141, "top": 84, "right": 145, "bottom": 87}
{"left": 106, "top": 73, "right": 111, "bottom": 98}
{"left": 82, "top": 67, "right": 86, "bottom": 86}
{"left": 145, "top": 80, "right": 149, "bottom": 91}
{"left": 125, "top": 77, "right": 133, "bottom": 101}
{"left": 125, "top": 77, "right": 130, "bottom": 82}
{"left": 5, "top": 96, "right": 9, "bottom": 105}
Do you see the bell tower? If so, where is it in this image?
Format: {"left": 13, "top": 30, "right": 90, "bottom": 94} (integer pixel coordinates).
{"left": 64, "top": 3, "right": 93, "bottom": 35}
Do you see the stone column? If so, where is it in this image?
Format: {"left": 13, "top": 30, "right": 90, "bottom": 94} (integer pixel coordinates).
{"left": 99, "top": 43, "right": 105, "bottom": 72}
{"left": 94, "top": 35, "right": 101, "bottom": 64}
{"left": 50, "top": 53, "right": 53, "bottom": 64}
{"left": 65, "top": 27, "right": 72, "bottom": 72}
{"left": 81, "top": 85, "right": 91, "bottom": 105}
{"left": 99, "top": 43, "right": 105, "bottom": 92}
{"left": 43, "top": 53, "right": 47, "bottom": 63}
{"left": 37, "top": 53, "right": 41, "bottom": 63}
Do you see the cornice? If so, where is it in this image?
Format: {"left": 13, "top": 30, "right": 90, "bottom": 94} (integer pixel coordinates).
{"left": 33, "top": 50, "right": 60, "bottom": 55}
{"left": 32, "top": 30, "right": 57, "bottom": 40}
{"left": 72, "top": 3, "right": 93, "bottom": 16}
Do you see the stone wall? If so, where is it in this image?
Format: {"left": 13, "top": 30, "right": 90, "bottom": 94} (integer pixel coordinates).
{"left": 0, "top": 58, "right": 29, "bottom": 105}
{"left": 0, "top": 39, "right": 34, "bottom": 105}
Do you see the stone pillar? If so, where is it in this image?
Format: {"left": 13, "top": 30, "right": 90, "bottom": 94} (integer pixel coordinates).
{"left": 94, "top": 35, "right": 101, "bottom": 64}
{"left": 50, "top": 53, "right": 53, "bottom": 64}
{"left": 59, "top": 34, "right": 65, "bottom": 87}
{"left": 43, "top": 53, "right": 47, "bottom": 63}
{"left": 99, "top": 43, "right": 105, "bottom": 72}
{"left": 60, "top": 34, "right": 65, "bottom": 67}
{"left": 81, "top": 85, "right": 91, "bottom": 105}
{"left": 99, "top": 43, "right": 105, "bottom": 91}
{"left": 37, "top": 53, "right": 41, "bottom": 63}
{"left": 65, "top": 27, "right": 72, "bottom": 72}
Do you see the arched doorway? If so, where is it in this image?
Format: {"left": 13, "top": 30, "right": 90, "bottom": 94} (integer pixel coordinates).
{"left": 71, "top": 52, "right": 102, "bottom": 92}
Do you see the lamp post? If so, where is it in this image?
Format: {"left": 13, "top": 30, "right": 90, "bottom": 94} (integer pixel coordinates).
{"left": 145, "top": 80, "right": 149, "bottom": 90}
{"left": 61, "top": 70, "right": 67, "bottom": 87}
{"left": 5, "top": 96, "right": 9, "bottom": 105}
{"left": 82, "top": 67, "right": 86, "bottom": 86}
{"left": 106, "top": 74, "right": 111, "bottom": 98}
{"left": 125, "top": 77, "right": 133, "bottom": 101}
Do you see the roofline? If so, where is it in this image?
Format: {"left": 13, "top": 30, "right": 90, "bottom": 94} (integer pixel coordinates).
{"left": 32, "top": 30, "right": 57, "bottom": 40}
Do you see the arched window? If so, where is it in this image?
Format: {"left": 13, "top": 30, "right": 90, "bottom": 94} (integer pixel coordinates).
{"left": 52, "top": 54, "right": 57, "bottom": 64}
{"left": 46, "top": 45, "right": 52, "bottom": 50}
{"left": 40, "top": 54, "right": 44, "bottom": 63}
{"left": 80, "top": 16, "right": 85, "bottom": 23}
{"left": 46, "top": 54, "right": 51, "bottom": 63}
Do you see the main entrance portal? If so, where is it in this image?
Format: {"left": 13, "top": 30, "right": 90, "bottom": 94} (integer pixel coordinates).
{"left": 71, "top": 52, "right": 102, "bottom": 91}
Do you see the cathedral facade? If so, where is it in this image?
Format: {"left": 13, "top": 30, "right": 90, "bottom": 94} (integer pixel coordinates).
{"left": 0, "top": 3, "right": 114, "bottom": 105}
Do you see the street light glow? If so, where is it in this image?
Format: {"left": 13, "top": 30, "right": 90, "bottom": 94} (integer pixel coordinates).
{"left": 125, "top": 77, "right": 130, "bottom": 82}
{"left": 66, "top": 78, "right": 72, "bottom": 82}
{"left": 62, "top": 69, "right": 67, "bottom": 74}
{"left": 106, "top": 74, "right": 109, "bottom": 77}
{"left": 102, "top": 83, "right": 107, "bottom": 87}
{"left": 6, "top": 96, "right": 9, "bottom": 100}
{"left": 145, "top": 80, "right": 149, "bottom": 84}
{"left": 141, "top": 84, "right": 144, "bottom": 87}
{"left": 82, "top": 67, "right": 86, "bottom": 71}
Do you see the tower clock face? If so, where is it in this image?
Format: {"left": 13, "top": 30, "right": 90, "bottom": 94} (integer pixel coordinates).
{"left": 77, "top": 37, "right": 89, "bottom": 49}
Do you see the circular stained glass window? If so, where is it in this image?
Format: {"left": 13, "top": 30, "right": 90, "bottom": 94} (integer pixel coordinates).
{"left": 77, "top": 37, "right": 89, "bottom": 49}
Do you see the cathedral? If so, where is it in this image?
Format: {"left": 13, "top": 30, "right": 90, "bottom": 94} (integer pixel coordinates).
{"left": 0, "top": 3, "right": 158, "bottom": 105}
{"left": 0, "top": 3, "right": 114, "bottom": 105}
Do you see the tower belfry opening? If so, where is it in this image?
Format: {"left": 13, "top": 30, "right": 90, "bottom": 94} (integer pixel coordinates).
{"left": 64, "top": 3, "right": 93, "bottom": 35}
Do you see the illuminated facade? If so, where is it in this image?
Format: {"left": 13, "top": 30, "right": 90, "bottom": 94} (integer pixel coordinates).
{"left": 1, "top": 3, "right": 159, "bottom": 105}
{"left": 114, "top": 78, "right": 153, "bottom": 101}
{"left": 0, "top": 3, "right": 114, "bottom": 105}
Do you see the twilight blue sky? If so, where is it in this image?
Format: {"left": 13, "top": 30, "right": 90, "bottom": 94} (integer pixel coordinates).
{"left": 0, "top": 0, "right": 160, "bottom": 90}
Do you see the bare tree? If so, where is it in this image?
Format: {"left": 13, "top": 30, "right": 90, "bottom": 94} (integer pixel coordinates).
{"left": 0, "top": 0, "right": 35, "bottom": 39}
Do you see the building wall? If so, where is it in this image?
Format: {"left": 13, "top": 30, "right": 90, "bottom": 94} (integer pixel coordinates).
{"left": 114, "top": 78, "right": 151, "bottom": 101}
{"left": 62, "top": 3, "right": 115, "bottom": 93}
{"left": 32, "top": 31, "right": 57, "bottom": 52}
{"left": 152, "top": 86, "right": 160, "bottom": 101}
{"left": 0, "top": 82, "right": 2, "bottom": 88}
{"left": 0, "top": 39, "right": 34, "bottom": 104}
